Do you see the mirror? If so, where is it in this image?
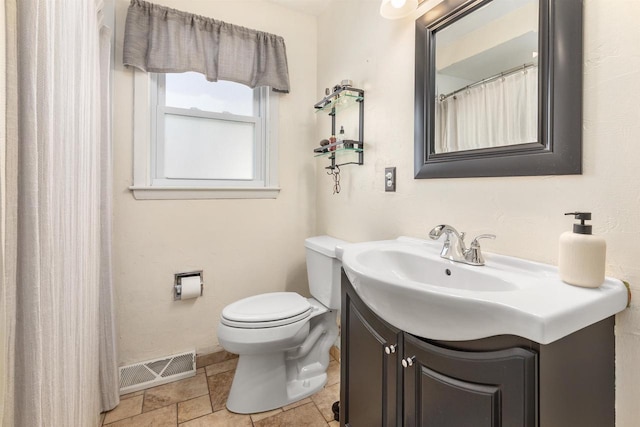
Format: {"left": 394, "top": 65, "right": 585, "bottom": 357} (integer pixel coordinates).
{"left": 435, "top": 0, "right": 539, "bottom": 153}
{"left": 415, "top": 0, "right": 583, "bottom": 178}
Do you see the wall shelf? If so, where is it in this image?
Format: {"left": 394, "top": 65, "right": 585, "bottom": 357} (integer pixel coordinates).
{"left": 314, "top": 146, "right": 363, "bottom": 158}
{"left": 314, "top": 91, "right": 364, "bottom": 115}
{"left": 314, "top": 84, "right": 364, "bottom": 171}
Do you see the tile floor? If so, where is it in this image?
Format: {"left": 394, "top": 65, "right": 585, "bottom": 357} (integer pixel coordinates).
{"left": 100, "top": 349, "right": 341, "bottom": 427}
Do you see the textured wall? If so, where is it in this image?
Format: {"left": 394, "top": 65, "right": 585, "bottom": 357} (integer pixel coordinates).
{"left": 315, "top": 0, "right": 640, "bottom": 425}
{"left": 112, "top": 0, "right": 318, "bottom": 364}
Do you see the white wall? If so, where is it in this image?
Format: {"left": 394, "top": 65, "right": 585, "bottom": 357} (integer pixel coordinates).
{"left": 315, "top": 0, "right": 640, "bottom": 425}
{"left": 113, "top": 0, "right": 318, "bottom": 364}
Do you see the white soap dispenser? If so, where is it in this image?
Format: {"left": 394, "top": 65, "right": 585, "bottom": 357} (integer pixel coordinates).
{"left": 558, "top": 212, "right": 606, "bottom": 288}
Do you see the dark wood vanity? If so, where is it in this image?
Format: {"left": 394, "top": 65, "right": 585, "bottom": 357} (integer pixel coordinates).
{"left": 340, "top": 270, "right": 616, "bottom": 427}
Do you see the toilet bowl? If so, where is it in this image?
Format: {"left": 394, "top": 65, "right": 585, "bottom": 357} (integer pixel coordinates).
{"left": 217, "top": 236, "right": 346, "bottom": 414}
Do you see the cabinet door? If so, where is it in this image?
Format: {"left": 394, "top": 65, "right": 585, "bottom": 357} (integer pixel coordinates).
{"left": 341, "top": 273, "right": 402, "bottom": 427}
{"left": 403, "top": 334, "right": 537, "bottom": 427}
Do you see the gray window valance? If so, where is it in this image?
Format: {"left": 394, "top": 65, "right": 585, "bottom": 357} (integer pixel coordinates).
{"left": 123, "top": 0, "right": 290, "bottom": 93}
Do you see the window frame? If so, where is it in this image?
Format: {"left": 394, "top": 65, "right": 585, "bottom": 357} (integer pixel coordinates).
{"left": 130, "top": 71, "right": 280, "bottom": 200}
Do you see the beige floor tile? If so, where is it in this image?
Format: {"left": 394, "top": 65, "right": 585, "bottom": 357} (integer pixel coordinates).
{"left": 106, "top": 350, "right": 341, "bottom": 426}
{"left": 143, "top": 374, "right": 209, "bottom": 413}
{"left": 119, "top": 390, "right": 144, "bottom": 401}
{"left": 250, "top": 408, "right": 283, "bottom": 423}
{"left": 207, "top": 370, "right": 234, "bottom": 411}
{"left": 282, "top": 397, "right": 312, "bottom": 412}
{"left": 178, "top": 395, "right": 212, "bottom": 424}
{"left": 204, "top": 358, "right": 238, "bottom": 377}
{"left": 329, "top": 346, "right": 340, "bottom": 363}
{"left": 103, "top": 395, "right": 144, "bottom": 425}
{"left": 311, "top": 383, "right": 340, "bottom": 422}
{"left": 179, "top": 409, "right": 252, "bottom": 427}
{"left": 108, "top": 404, "right": 177, "bottom": 427}
{"left": 253, "top": 402, "right": 328, "bottom": 427}
{"left": 326, "top": 360, "right": 340, "bottom": 386}
{"left": 196, "top": 351, "right": 238, "bottom": 369}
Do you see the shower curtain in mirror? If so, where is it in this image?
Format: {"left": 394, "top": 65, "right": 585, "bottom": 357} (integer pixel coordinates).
{"left": 1, "top": 1, "right": 119, "bottom": 426}
{"left": 435, "top": 66, "right": 538, "bottom": 153}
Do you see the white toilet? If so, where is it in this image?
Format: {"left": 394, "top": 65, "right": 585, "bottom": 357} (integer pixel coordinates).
{"left": 217, "top": 236, "right": 346, "bottom": 414}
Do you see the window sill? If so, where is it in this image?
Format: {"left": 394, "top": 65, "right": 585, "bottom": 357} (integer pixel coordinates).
{"left": 129, "top": 186, "right": 281, "bottom": 200}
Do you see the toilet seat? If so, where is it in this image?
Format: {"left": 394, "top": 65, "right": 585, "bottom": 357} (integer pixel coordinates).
{"left": 221, "top": 292, "right": 312, "bottom": 329}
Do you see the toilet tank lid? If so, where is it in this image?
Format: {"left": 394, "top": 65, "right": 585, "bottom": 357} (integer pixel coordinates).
{"left": 305, "top": 235, "right": 348, "bottom": 258}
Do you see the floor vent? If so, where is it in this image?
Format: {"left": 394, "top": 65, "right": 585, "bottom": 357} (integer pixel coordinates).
{"left": 119, "top": 350, "right": 196, "bottom": 395}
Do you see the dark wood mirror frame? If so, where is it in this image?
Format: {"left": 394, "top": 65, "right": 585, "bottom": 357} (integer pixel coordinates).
{"left": 414, "top": 0, "right": 583, "bottom": 179}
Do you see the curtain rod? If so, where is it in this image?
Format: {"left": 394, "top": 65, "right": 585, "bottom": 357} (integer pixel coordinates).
{"left": 438, "top": 62, "right": 537, "bottom": 102}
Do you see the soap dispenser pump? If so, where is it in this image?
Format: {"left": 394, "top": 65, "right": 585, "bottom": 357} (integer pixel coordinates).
{"left": 558, "top": 212, "right": 606, "bottom": 288}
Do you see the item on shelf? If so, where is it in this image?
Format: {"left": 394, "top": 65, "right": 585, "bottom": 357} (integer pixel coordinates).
{"left": 320, "top": 139, "right": 330, "bottom": 147}
{"left": 343, "top": 140, "right": 356, "bottom": 149}
{"left": 314, "top": 146, "right": 328, "bottom": 153}
{"left": 329, "top": 135, "right": 337, "bottom": 151}
{"left": 338, "top": 126, "right": 346, "bottom": 150}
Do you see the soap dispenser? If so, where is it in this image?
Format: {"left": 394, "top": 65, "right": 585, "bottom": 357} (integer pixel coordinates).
{"left": 558, "top": 212, "right": 606, "bottom": 288}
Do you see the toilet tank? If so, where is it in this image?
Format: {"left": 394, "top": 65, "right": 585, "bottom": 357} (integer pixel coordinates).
{"left": 304, "top": 236, "right": 347, "bottom": 310}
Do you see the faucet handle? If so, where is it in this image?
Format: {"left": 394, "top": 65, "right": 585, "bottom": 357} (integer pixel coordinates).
{"left": 465, "top": 234, "right": 496, "bottom": 266}
{"left": 470, "top": 234, "right": 496, "bottom": 247}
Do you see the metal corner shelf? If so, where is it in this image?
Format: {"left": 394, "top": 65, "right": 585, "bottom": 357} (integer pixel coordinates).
{"left": 314, "top": 85, "right": 364, "bottom": 171}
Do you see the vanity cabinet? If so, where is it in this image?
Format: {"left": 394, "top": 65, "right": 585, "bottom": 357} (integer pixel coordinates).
{"left": 402, "top": 333, "right": 536, "bottom": 427}
{"left": 340, "top": 270, "right": 616, "bottom": 427}
{"left": 340, "top": 272, "right": 402, "bottom": 426}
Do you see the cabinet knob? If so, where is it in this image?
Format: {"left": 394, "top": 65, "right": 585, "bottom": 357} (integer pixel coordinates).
{"left": 401, "top": 356, "right": 416, "bottom": 368}
{"left": 384, "top": 344, "right": 397, "bottom": 355}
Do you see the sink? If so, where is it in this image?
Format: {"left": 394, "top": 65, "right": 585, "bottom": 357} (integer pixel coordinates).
{"left": 356, "top": 248, "right": 518, "bottom": 292}
{"left": 338, "top": 236, "right": 628, "bottom": 344}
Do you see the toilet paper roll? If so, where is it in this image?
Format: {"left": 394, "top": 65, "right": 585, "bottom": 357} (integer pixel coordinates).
{"left": 180, "top": 275, "right": 202, "bottom": 299}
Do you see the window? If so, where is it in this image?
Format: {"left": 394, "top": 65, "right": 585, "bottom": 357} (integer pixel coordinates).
{"left": 131, "top": 71, "right": 279, "bottom": 200}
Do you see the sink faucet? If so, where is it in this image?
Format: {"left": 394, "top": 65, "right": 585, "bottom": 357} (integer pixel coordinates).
{"left": 429, "top": 224, "right": 467, "bottom": 262}
{"left": 428, "top": 224, "right": 495, "bottom": 266}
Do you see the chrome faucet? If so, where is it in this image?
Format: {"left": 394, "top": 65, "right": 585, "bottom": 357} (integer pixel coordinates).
{"left": 429, "top": 224, "right": 467, "bottom": 262}
{"left": 428, "top": 224, "right": 495, "bottom": 266}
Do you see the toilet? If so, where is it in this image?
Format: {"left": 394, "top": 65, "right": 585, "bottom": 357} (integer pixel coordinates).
{"left": 217, "top": 235, "right": 346, "bottom": 414}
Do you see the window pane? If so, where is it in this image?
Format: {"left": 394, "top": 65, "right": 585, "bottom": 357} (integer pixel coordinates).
{"left": 165, "top": 72, "right": 254, "bottom": 116}
{"left": 164, "top": 114, "right": 255, "bottom": 180}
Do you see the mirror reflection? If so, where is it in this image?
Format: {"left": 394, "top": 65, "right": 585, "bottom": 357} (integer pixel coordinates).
{"left": 434, "top": 0, "right": 539, "bottom": 153}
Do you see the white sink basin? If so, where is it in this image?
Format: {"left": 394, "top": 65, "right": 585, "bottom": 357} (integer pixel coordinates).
{"left": 338, "top": 236, "right": 628, "bottom": 344}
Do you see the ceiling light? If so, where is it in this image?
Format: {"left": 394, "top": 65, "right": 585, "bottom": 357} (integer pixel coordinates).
{"left": 380, "top": 0, "right": 418, "bottom": 19}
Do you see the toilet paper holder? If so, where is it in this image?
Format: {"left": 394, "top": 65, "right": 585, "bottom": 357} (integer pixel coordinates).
{"left": 174, "top": 271, "right": 203, "bottom": 300}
